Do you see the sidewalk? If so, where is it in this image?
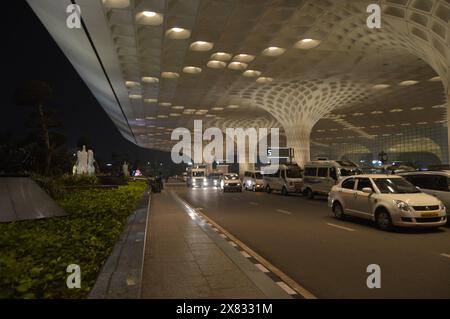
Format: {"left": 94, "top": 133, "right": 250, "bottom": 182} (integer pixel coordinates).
{"left": 141, "top": 187, "right": 291, "bottom": 299}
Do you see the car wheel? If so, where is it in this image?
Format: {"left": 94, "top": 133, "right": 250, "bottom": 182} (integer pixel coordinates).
{"left": 304, "top": 188, "right": 314, "bottom": 200}
{"left": 376, "top": 209, "right": 393, "bottom": 231}
{"left": 333, "top": 202, "right": 345, "bottom": 220}
{"left": 266, "top": 185, "right": 272, "bottom": 194}
{"left": 281, "top": 186, "right": 289, "bottom": 196}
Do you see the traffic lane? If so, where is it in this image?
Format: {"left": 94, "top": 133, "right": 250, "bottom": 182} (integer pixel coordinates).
{"left": 175, "top": 187, "right": 450, "bottom": 298}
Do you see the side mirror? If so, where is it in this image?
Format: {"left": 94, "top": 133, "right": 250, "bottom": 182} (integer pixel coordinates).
{"left": 362, "top": 187, "right": 373, "bottom": 194}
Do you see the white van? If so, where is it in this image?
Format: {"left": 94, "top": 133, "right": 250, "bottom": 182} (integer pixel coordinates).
{"left": 303, "top": 160, "right": 362, "bottom": 199}
{"left": 243, "top": 171, "right": 264, "bottom": 191}
{"left": 399, "top": 170, "right": 450, "bottom": 223}
{"left": 262, "top": 164, "right": 303, "bottom": 196}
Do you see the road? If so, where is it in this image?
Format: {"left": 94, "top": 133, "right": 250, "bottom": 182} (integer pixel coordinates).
{"left": 174, "top": 186, "right": 450, "bottom": 299}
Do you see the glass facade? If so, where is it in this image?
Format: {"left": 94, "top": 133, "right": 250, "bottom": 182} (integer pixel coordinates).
{"left": 311, "top": 123, "right": 448, "bottom": 168}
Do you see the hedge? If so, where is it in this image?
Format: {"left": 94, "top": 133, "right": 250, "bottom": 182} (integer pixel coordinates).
{"left": 0, "top": 180, "right": 147, "bottom": 299}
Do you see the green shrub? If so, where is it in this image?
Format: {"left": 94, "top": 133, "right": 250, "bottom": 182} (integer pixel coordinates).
{"left": 58, "top": 174, "right": 99, "bottom": 187}
{"left": 0, "top": 181, "right": 147, "bottom": 299}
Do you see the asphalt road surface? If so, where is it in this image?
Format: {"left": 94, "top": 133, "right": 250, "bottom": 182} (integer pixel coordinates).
{"left": 174, "top": 186, "right": 450, "bottom": 299}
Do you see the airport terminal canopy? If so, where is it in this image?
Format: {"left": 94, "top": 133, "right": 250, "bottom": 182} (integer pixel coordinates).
{"left": 28, "top": 0, "right": 450, "bottom": 166}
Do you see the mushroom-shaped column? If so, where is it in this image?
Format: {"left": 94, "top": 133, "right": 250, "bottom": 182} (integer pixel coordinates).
{"left": 242, "top": 78, "right": 369, "bottom": 167}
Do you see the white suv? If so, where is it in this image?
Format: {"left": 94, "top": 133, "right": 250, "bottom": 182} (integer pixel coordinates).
{"left": 328, "top": 174, "right": 447, "bottom": 230}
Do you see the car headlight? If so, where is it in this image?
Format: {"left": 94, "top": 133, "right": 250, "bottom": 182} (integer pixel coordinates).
{"left": 440, "top": 202, "right": 446, "bottom": 210}
{"left": 394, "top": 200, "right": 410, "bottom": 212}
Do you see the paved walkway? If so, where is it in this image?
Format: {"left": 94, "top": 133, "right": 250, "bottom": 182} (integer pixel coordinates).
{"left": 141, "top": 186, "right": 290, "bottom": 299}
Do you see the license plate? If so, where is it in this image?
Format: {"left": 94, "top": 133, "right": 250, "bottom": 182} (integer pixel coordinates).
{"left": 421, "top": 212, "right": 439, "bottom": 217}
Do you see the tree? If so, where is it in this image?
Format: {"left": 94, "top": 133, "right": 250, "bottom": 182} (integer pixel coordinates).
{"left": 13, "top": 80, "right": 53, "bottom": 175}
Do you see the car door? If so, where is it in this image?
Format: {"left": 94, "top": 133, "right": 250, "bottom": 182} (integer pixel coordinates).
{"left": 317, "top": 167, "right": 329, "bottom": 194}
{"left": 339, "top": 178, "right": 357, "bottom": 215}
{"left": 424, "top": 175, "right": 450, "bottom": 211}
{"left": 353, "top": 178, "right": 375, "bottom": 219}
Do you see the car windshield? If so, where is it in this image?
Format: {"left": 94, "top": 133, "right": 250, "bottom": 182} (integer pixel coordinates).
{"left": 192, "top": 171, "right": 204, "bottom": 177}
{"left": 373, "top": 178, "right": 421, "bottom": 194}
{"left": 224, "top": 175, "right": 239, "bottom": 180}
{"left": 255, "top": 173, "right": 263, "bottom": 179}
{"left": 286, "top": 168, "right": 302, "bottom": 178}
{"left": 340, "top": 168, "right": 363, "bottom": 176}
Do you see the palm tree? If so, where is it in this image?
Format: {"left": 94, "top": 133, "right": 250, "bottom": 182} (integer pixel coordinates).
{"left": 14, "top": 80, "right": 53, "bottom": 175}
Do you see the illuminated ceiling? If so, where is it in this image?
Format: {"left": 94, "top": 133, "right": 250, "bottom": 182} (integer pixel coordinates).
{"left": 27, "top": 0, "right": 450, "bottom": 165}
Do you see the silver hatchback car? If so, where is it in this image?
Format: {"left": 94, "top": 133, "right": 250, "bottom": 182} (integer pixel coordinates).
{"left": 328, "top": 174, "right": 447, "bottom": 231}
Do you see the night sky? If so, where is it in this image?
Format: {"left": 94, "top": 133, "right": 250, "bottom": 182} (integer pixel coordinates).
{"left": 2, "top": 1, "right": 175, "bottom": 172}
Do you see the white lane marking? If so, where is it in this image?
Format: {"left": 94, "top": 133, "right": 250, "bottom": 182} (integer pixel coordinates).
{"left": 327, "top": 223, "right": 356, "bottom": 232}
{"left": 276, "top": 209, "right": 292, "bottom": 215}
{"left": 255, "top": 263, "right": 270, "bottom": 273}
{"left": 441, "top": 253, "right": 450, "bottom": 259}
{"left": 220, "top": 233, "right": 228, "bottom": 239}
{"left": 240, "top": 251, "right": 252, "bottom": 258}
{"left": 249, "top": 202, "right": 259, "bottom": 206}
{"left": 229, "top": 241, "right": 238, "bottom": 247}
{"left": 212, "top": 227, "right": 219, "bottom": 232}
{"left": 277, "top": 281, "right": 297, "bottom": 295}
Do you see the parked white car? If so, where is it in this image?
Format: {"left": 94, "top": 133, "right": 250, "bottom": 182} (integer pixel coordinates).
{"left": 328, "top": 175, "right": 447, "bottom": 230}
{"left": 303, "top": 160, "right": 362, "bottom": 199}
{"left": 242, "top": 171, "right": 264, "bottom": 191}
{"left": 400, "top": 171, "right": 450, "bottom": 223}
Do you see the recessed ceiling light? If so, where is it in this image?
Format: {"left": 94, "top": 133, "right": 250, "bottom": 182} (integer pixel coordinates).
{"left": 371, "top": 111, "right": 383, "bottom": 114}
{"left": 256, "top": 77, "right": 273, "bottom": 84}
{"left": 165, "top": 28, "right": 191, "bottom": 40}
{"left": 125, "top": 81, "right": 140, "bottom": 87}
{"left": 102, "top": 0, "right": 130, "bottom": 9}
{"left": 205, "top": 114, "right": 215, "bottom": 118}
{"left": 207, "top": 60, "right": 227, "bottom": 69}
{"left": 401, "top": 123, "right": 411, "bottom": 126}
{"left": 372, "top": 84, "right": 390, "bottom": 90}
{"left": 136, "top": 11, "right": 163, "bottom": 26}
{"left": 210, "top": 52, "right": 232, "bottom": 61}
{"left": 390, "top": 109, "right": 403, "bottom": 113}
{"left": 385, "top": 124, "right": 395, "bottom": 127}
{"left": 243, "top": 70, "right": 262, "bottom": 77}
{"left": 294, "top": 39, "right": 321, "bottom": 50}
{"left": 417, "top": 121, "right": 428, "bottom": 125}
{"left": 129, "top": 94, "right": 142, "bottom": 99}
{"left": 227, "top": 105, "right": 240, "bottom": 109}
{"left": 146, "top": 116, "right": 156, "bottom": 120}
{"left": 370, "top": 125, "right": 380, "bottom": 128}
{"left": 262, "top": 47, "right": 286, "bottom": 57}
{"left": 159, "top": 102, "right": 172, "bottom": 107}
{"left": 411, "top": 107, "right": 424, "bottom": 111}
{"left": 143, "top": 11, "right": 157, "bottom": 17}
{"left": 432, "top": 105, "right": 446, "bottom": 109}
{"left": 135, "top": 118, "right": 144, "bottom": 121}
{"left": 183, "top": 66, "right": 202, "bottom": 74}
{"left": 212, "top": 107, "right": 224, "bottom": 111}
{"left": 172, "top": 106, "right": 184, "bottom": 110}
{"left": 352, "top": 113, "right": 364, "bottom": 116}
{"left": 161, "top": 72, "right": 180, "bottom": 79}
{"left": 189, "top": 41, "right": 214, "bottom": 51}
{"left": 233, "top": 54, "right": 255, "bottom": 63}
{"left": 142, "top": 77, "right": 159, "bottom": 84}
{"left": 429, "top": 76, "right": 441, "bottom": 82}
{"left": 399, "top": 80, "right": 419, "bottom": 86}
{"left": 144, "top": 98, "right": 157, "bottom": 103}
{"left": 157, "top": 115, "right": 168, "bottom": 118}
{"left": 228, "top": 62, "right": 248, "bottom": 71}
{"left": 169, "top": 113, "right": 181, "bottom": 117}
